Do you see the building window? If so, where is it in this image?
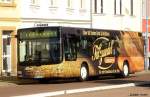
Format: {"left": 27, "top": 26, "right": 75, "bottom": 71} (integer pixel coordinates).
{"left": 30, "top": 0, "right": 40, "bottom": 9}
{"left": 66, "top": 0, "right": 74, "bottom": 14}
{"left": 114, "top": 0, "right": 122, "bottom": 15}
{"left": 114, "top": 0, "right": 116, "bottom": 14}
{"left": 50, "top": 0, "right": 54, "bottom": 6}
{"left": 80, "top": 0, "right": 82, "bottom": 8}
{"left": 0, "top": 0, "right": 12, "bottom": 3}
{"left": 31, "top": 0, "right": 39, "bottom": 5}
{"left": 68, "top": 0, "right": 73, "bottom": 8}
{"left": 80, "top": 0, "right": 85, "bottom": 8}
{"left": 131, "top": 0, "right": 133, "bottom": 16}
{"left": 79, "top": 0, "right": 87, "bottom": 13}
{"left": 94, "top": 0, "right": 97, "bottom": 13}
{"left": 49, "top": 0, "right": 58, "bottom": 12}
{"left": 100, "top": 0, "right": 103, "bottom": 14}
{"left": 0, "top": 0, "right": 16, "bottom": 7}
{"left": 120, "top": 0, "right": 122, "bottom": 15}
{"left": 94, "top": 0, "right": 103, "bottom": 14}
{"left": 49, "top": 0, "right": 57, "bottom": 7}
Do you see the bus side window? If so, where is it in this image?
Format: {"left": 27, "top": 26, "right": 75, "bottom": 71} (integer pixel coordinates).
{"left": 79, "top": 37, "right": 93, "bottom": 57}
{"left": 64, "top": 37, "right": 77, "bottom": 61}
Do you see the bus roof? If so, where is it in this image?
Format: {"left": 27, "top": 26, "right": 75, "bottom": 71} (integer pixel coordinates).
{"left": 17, "top": 26, "right": 142, "bottom": 34}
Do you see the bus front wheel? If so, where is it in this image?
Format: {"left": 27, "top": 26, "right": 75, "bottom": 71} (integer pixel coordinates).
{"left": 121, "top": 62, "right": 129, "bottom": 78}
{"left": 79, "top": 64, "right": 89, "bottom": 81}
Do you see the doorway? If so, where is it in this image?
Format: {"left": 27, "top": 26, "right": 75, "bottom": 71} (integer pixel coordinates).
{"left": 2, "top": 31, "right": 11, "bottom": 76}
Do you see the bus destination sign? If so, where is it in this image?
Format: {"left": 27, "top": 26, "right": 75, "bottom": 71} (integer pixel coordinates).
{"left": 20, "top": 31, "right": 57, "bottom": 39}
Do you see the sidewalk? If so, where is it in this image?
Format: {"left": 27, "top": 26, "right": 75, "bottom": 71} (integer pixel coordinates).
{"left": 0, "top": 76, "right": 18, "bottom": 86}
{"left": 134, "top": 70, "right": 150, "bottom": 74}
{"left": 0, "top": 76, "right": 38, "bottom": 86}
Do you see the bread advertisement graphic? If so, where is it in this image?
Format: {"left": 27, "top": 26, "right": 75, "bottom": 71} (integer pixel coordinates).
{"left": 91, "top": 31, "right": 144, "bottom": 73}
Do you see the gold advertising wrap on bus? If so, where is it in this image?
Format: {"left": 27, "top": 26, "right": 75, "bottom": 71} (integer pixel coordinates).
{"left": 17, "top": 27, "right": 144, "bottom": 79}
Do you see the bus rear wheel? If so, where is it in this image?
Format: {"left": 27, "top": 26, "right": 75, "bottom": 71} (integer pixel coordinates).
{"left": 79, "top": 65, "right": 89, "bottom": 81}
{"left": 121, "top": 62, "right": 129, "bottom": 78}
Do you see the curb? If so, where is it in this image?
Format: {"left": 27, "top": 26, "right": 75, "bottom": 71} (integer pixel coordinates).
{"left": 0, "top": 71, "right": 149, "bottom": 86}
{"left": 0, "top": 77, "right": 38, "bottom": 85}
{"left": 12, "top": 82, "right": 150, "bottom": 97}
{"left": 134, "top": 71, "right": 150, "bottom": 75}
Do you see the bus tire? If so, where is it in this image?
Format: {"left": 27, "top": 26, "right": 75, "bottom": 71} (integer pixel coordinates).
{"left": 121, "top": 62, "right": 129, "bottom": 78}
{"left": 79, "top": 64, "right": 89, "bottom": 81}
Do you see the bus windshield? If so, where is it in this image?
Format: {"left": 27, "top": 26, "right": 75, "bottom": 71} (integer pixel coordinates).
{"left": 19, "top": 29, "right": 62, "bottom": 65}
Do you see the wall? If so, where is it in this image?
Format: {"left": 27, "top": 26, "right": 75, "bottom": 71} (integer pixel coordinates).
{"left": 92, "top": 0, "right": 142, "bottom": 32}
{"left": 0, "top": 0, "right": 20, "bottom": 76}
{"left": 19, "top": 0, "right": 91, "bottom": 28}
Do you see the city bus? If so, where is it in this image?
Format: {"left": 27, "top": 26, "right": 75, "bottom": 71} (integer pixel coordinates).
{"left": 17, "top": 26, "right": 144, "bottom": 81}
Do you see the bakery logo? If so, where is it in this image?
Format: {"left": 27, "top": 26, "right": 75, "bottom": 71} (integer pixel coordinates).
{"left": 92, "top": 37, "right": 114, "bottom": 70}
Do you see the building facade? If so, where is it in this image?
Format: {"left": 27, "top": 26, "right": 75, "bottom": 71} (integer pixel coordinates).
{"left": 92, "top": 0, "right": 143, "bottom": 32}
{"left": 0, "top": 0, "right": 20, "bottom": 76}
{"left": 0, "top": 0, "right": 147, "bottom": 76}
{"left": 19, "top": 0, "right": 91, "bottom": 28}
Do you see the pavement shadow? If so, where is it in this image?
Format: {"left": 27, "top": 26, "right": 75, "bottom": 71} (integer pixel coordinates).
{"left": 0, "top": 76, "right": 39, "bottom": 85}
{"left": 0, "top": 75, "right": 149, "bottom": 87}
{"left": 93, "top": 75, "right": 150, "bottom": 88}
{"left": 137, "top": 84, "right": 150, "bottom": 88}
{"left": 0, "top": 76, "right": 87, "bottom": 85}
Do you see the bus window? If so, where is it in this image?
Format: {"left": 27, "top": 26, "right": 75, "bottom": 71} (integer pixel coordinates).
{"left": 78, "top": 37, "right": 93, "bottom": 57}
{"left": 64, "top": 37, "right": 77, "bottom": 61}
{"left": 19, "top": 38, "right": 62, "bottom": 65}
{"left": 81, "top": 39, "right": 88, "bottom": 49}
{"left": 19, "top": 41, "right": 26, "bottom": 62}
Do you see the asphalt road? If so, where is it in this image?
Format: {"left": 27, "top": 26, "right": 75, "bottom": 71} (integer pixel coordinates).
{"left": 0, "top": 72, "right": 149, "bottom": 97}
{"left": 58, "top": 84, "right": 150, "bottom": 97}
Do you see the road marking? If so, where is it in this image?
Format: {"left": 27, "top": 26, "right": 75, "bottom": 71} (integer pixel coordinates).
{"left": 66, "top": 83, "right": 136, "bottom": 94}
{"left": 12, "top": 91, "right": 65, "bottom": 97}
{"left": 12, "top": 82, "right": 149, "bottom": 97}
